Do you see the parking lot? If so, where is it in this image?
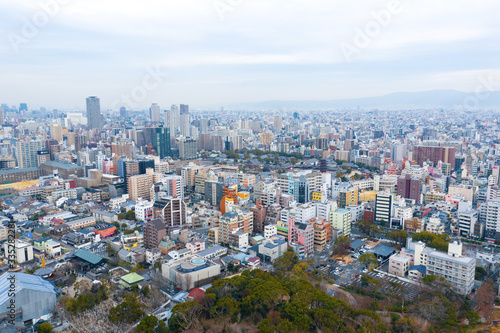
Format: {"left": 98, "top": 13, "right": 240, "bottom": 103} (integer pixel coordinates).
{"left": 352, "top": 271, "right": 421, "bottom": 301}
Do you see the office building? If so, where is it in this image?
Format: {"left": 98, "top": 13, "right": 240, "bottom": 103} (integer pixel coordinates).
{"left": 293, "top": 175, "right": 310, "bottom": 203}
{"left": 150, "top": 103, "right": 160, "bottom": 123}
{"left": 205, "top": 180, "right": 224, "bottom": 206}
{"left": 86, "top": 96, "right": 102, "bottom": 129}
{"left": 152, "top": 127, "right": 171, "bottom": 158}
{"left": 374, "top": 191, "right": 393, "bottom": 224}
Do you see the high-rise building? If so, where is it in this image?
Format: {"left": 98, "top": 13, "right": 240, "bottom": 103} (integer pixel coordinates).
{"left": 167, "top": 105, "right": 179, "bottom": 138}
{"left": 86, "top": 96, "right": 102, "bottom": 129}
{"left": 251, "top": 200, "right": 267, "bottom": 234}
{"left": 345, "top": 129, "right": 355, "bottom": 140}
{"left": 178, "top": 137, "right": 197, "bottom": 160}
{"left": 391, "top": 143, "right": 407, "bottom": 164}
{"left": 413, "top": 146, "right": 455, "bottom": 169}
{"left": 128, "top": 169, "right": 156, "bottom": 201}
{"left": 119, "top": 106, "right": 127, "bottom": 118}
{"left": 153, "top": 196, "right": 187, "bottom": 227}
{"left": 152, "top": 127, "right": 171, "bottom": 158}
{"left": 274, "top": 116, "right": 282, "bottom": 130}
{"left": 397, "top": 174, "right": 422, "bottom": 203}
{"left": 0, "top": 108, "right": 4, "bottom": 125}
{"left": 205, "top": 180, "right": 224, "bottom": 206}
{"left": 144, "top": 218, "right": 166, "bottom": 249}
{"left": 293, "top": 175, "right": 310, "bottom": 203}
{"left": 329, "top": 209, "right": 352, "bottom": 236}
{"left": 50, "top": 124, "right": 63, "bottom": 143}
{"left": 16, "top": 139, "right": 44, "bottom": 168}
{"left": 374, "top": 191, "right": 393, "bottom": 224}
{"left": 150, "top": 103, "right": 160, "bottom": 123}
{"left": 19, "top": 103, "right": 28, "bottom": 112}
{"left": 180, "top": 104, "right": 189, "bottom": 115}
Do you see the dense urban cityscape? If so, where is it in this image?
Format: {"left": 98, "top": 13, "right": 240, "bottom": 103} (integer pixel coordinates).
{"left": 0, "top": 99, "right": 498, "bottom": 332}
{"left": 2, "top": 0, "right": 500, "bottom": 332}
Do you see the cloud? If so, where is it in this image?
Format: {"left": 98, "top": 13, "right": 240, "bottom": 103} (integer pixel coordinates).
{"left": 0, "top": 0, "right": 499, "bottom": 109}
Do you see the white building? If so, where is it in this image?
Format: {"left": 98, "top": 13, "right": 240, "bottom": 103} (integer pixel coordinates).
{"left": 263, "top": 224, "right": 277, "bottom": 239}
{"left": 135, "top": 198, "right": 154, "bottom": 222}
{"left": 3, "top": 240, "right": 33, "bottom": 263}
{"left": 412, "top": 239, "right": 475, "bottom": 295}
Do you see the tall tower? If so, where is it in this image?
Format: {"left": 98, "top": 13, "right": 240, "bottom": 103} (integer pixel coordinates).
{"left": 169, "top": 105, "right": 179, "bottom": 138}
{"left": 86, "top": 96, "right": 102, "bottom": 129}
{"left": 180, "top": 104, "right": 190, "bottom": 137}
{"left": 150, "top": 103, "right": 160, "bottom": 123}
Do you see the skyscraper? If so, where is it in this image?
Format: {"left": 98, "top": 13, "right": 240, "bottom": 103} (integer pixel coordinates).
{"left": 150, "top": 103, "right": 160, "bottom": 123}
{"left": 86, "top": 96, "right": 102, "bottom": 129}
{"left": 19, "top": 103, "right": 28, "bottom": 112}
{"left": 0, "top": 108, "right": 4, "bottom": 125}
{"left": 179, "top": 104, "right": 190, "bottom": 137}
{"left": 274, "top": 116, "right": 282, "bottom": 130}
{"left": 119, "top": 106, "right": 127, "bottom": 118}
{"left": 168, "top": 105, "right": 179, "bottom": 138}
{"left": 152, "top": 127, "right": 171, "bottom": 158}
{"left": 180, "top": 104, "right": 189, "bottom": 115}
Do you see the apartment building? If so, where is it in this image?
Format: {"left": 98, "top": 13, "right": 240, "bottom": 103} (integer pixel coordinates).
{"left": 310, "top": 217, "right": 332, "bottom": 251}
{"left": 413, "top": 240, "right": 475, "bottom": 295}
{"left": 153, "top": 196, "right": 187, "bottom": 227}
{"left": 480, "top": 199, "right": 500, "bottom": 242}
{"left": 330, "top": 208, "right": 352, "bottom": 237}
{"left": 144, "top": 218, "right": 166, "bottom": 249}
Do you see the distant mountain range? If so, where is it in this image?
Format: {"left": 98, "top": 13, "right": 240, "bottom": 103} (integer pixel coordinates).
{"left": 217, "top": 90, "right": 500, "bottom": 110}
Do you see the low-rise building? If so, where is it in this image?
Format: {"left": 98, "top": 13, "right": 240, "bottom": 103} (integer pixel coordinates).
{"left": 162, "top": 256, "right": 221, "bottom": 290}
{"left": 388, "top": 254, "right": 410, "bottom": 277}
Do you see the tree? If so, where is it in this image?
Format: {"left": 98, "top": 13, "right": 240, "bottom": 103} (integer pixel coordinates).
{"left": 169, "top": 301, "right": 201, "bottom": 331}
{"left": 358, "top": 219, "right": 381, "bottom": 238}
{"left": 273, "top": 249, "right": 299, "bottom": 274}
{"left": 475, "top": 266, "right": 487, "bottom": 280}
{"left": 106, "top": 243, "right": 115, "bottom": 257}
{"left": 290, "top": 157, "right": 298, "bottom": 165}
{"left": 137, "top": 315, "right": 159, "bottom": 333}
{"left": 108, "top": 294, "right": 145, "bottom": 323}
{"left": 126, "top": 210, "right": 136, "bottom": 220}
{"left": 37, "top": 323, "right": 53, "bottom": 333}
{"left": 359, "top": 253, "right": 377, "bottom": 268}
{"left": 332, "top": 236, "right": 351, "bottom": 261}
{"left": 118, "top": 213, "right": 126, "bottom": 220}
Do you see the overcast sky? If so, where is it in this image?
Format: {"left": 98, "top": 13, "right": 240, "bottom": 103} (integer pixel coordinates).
{"left": 1, "top": 0, "right": 499, "bottom": 111}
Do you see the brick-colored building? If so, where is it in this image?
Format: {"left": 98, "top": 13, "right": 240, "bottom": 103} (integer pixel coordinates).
{"left": 144, "top": 218, "right": 167, "bottom": 249}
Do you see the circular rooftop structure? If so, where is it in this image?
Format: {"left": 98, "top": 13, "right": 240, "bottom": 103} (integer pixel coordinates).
{"left": 177, "top": 258, "right": 210, "bottom": 273}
